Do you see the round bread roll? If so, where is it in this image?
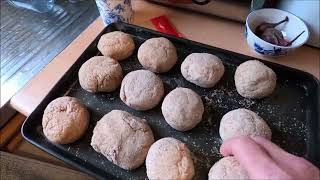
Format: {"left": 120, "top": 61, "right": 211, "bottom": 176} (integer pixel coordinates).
{"left": 78, "top": 56, "right": 123, "bottom": 93}
{"left": 161, "top": 88, "right": 204, "bottom": 131}
{"left": 235, "top": 60, "right": 276, "bottom": 99}
{"left": 181, "top": 53, "right": 225, "bottom": 88}
{"left": 138, "top": 37, "right": 177, "bottom": 73}
{"left": 120, "top": 70, "right": 164, "bottom": 110}
{"left": 219, "top": 108, "right": 272, "bottom": 141}
{"left": 91, "top": 110, "right": 154, "bottom": 170}
{"left": 208, "top": 157, "right": 249, "bottom": 180}
{"left": 146, "top": 137, "right": 195, "bottom": 180}
{"left": 42, "top": 96, "right": 89, "bottom": 144}
{"left": 97, "top": 31, "right": 135, "bottom": 61}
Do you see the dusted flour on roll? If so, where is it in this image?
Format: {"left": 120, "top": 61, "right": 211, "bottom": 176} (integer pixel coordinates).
{"left": 235, "top": 60, "right": 276, "bottom": 99}
{"left": 97, "top": 31, "right": 135, "bottom": 61}
{"left": 146, "top": 137, "right": 195, "bottom": 180}
{"left": 219, "top": 108, "right": 272, "bottom": 141}
{"left": 208, "top": 157, "right": 249, "bottom": 180}
{"left": 138, "top": 37, "right": 177, "bottom": 73}
{"left": 120, "top": 70, "right": 164, "bottom": 110}
{"left": 181, "top": 53, "right": 225, "bottom": 88}
{"left": 162, "top": 88, "right": 204, "bottom": 131}
{"left": 78, "top": 56, "right": 123, "bottom": 93}
{"left": 42, "top": 96, "right": 89, "bottom": 144}
{"left": 91, "top": 110, "right": 154, "bottom": 170}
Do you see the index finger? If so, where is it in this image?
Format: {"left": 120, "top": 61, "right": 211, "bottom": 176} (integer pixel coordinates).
{"left": 220, "top": 136, "right": 288, "bottom": 179}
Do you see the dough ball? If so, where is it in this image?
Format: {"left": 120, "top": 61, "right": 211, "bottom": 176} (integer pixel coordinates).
{"left": 181, "top": 53, "right": 225, "bottom": 88}
{"left": 97, "top": 31, "right": 135, "bottom": 61}
{"left": 208, "top": 157, "right": 249, "bottom": 180}
{"left": 162, "top": 88, "right": 204, "bottom": 131}
{"left": 219, "top": 108, "right": 272, "bottom": 141}
{"left": 120, "top": 70, "right": 164, "bottom": 110}
{"left": 42, "top": 96, "right": 89, "bottom": 144}
{"left": 138, "top": 37, "right": 177, "bottom": 73}
{"left": 91, "top": 110, "right": 154, "bottom": 170}
{"left": 146, "top": 137, "right": 195, "bottom": 180}
{"left": 78, "top": 56, "right": 123, "bottom": 93}
{"left": 235, "top": 60, "right": 276, "bottom": 99}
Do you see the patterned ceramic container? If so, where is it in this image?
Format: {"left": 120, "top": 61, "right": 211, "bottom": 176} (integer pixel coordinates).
{"left": 245, "top": 8, "right": 309, "bottom": 56}
{"left": 95, "top": 0, "right": 133, "bottom": 25}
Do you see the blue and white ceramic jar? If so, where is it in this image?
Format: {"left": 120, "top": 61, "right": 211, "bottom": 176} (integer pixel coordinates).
{"left": 95, "top": 0, "right": 133, "bottom": 26}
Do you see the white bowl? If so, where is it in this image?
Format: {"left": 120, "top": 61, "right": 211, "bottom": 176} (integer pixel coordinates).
{"left": 245, "top": 8, "right": 309, "bottom": 56}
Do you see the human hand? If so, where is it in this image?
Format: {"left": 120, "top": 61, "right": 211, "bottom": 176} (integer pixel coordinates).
{"left": 220, "top": 136, "right": 320, "bottom": 180}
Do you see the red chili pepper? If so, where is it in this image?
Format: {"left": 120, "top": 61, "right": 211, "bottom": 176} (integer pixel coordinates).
{"left": 151, "top": 15, "right": 183, "bottom": 38}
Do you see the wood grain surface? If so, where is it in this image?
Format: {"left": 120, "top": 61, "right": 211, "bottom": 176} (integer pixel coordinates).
{"left": 0, "top": 151, "right": 94, "bottom": 180}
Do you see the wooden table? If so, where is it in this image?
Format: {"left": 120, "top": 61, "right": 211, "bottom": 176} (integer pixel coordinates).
{"left": 6, "top": 0, "right": 320, "bottom": 171}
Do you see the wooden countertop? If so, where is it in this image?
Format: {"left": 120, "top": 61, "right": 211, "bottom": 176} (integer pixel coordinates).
{"left": 10, "top": 0, "right": 320, "bottom": 116}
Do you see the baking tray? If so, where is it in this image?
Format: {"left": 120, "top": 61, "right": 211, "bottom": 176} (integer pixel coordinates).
{"left": 22, "top": 22, "right": 320, "bottom": 179}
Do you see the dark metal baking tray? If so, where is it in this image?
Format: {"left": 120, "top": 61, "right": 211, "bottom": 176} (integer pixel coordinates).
{"left": 22, "top": 22, "right": 320, "bottom": 179}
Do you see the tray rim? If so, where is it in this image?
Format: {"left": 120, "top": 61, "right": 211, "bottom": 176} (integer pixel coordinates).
{"left": 21, "top": 22, "right": 320, "bottom": 179}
